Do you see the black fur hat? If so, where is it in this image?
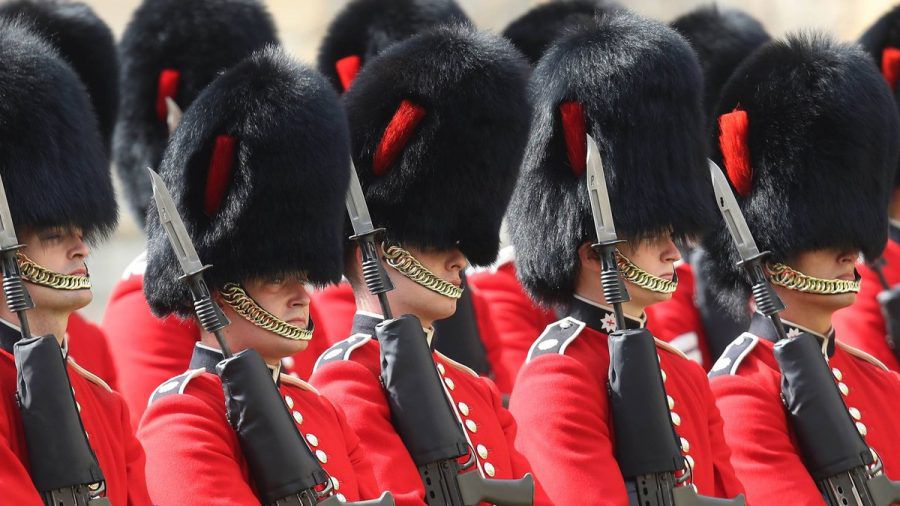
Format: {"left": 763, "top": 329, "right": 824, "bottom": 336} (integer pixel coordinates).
{"left": 343, "top": 24, "right": 531, "bottom": 267}
{"left": 508, "top": 11, "right": 714, "bottom": 307}
{"left": 0, "top": 0, "right": 118, "bottom": 152}
{"left": 671, "top": 5, "right": 769, "bottom": 119}
{"left": 860, "top": 5, "right": 900, "bottom": 186}
{"left": 0, "top": 21, "right": 115, "bottom": 240}
{"left": 144, "top": 48, "right": 350, "bottom": 317}
{"left": 317, "top": 0, "right": 469, "bottom": 93}
{"left": 115, "top": 0, "right": 278, "bottom": 229}
{"left": 703, "top": 33, "right": 899, "bottom": 314}
{"left": 502, "top": 0, "right": 622, "bottom": 65}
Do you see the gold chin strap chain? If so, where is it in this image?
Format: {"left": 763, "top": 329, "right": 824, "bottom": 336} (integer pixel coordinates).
{"left": 768, "top": 263, "right": 861, "bottom": 295}
{"left": 219, "top": 282, "right": 313, "bottom": 341}
{"left": 17, "top": 252, "right": 91, "bottom": 290}
{"left": 382, "top": 244, "right": 464, "bottom": 300}
{"left": 615, "top": 252, "right": 678, "bottom": 295}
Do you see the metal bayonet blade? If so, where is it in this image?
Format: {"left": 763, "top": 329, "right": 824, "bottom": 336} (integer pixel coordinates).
{"left": 345, "top": 161, "right": 376, "bottom": 237}
{"left": 709, "top": 160, "right": 761, "bottom": 261}
{"left": 148, "top": 169, "right": 205, "bottom": 276}
{"left": 585, "top": 135, "right": 619, "bottom": 244}
{"left": 0, "top": 174, "right": 19, "bottom": 249}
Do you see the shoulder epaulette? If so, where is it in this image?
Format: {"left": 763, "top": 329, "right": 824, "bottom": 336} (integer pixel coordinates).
{"left": 435, "top": 351, "right": 479, "bottom": 377}
{"left": 654, "top": 338, "right": 690, "bottom": 361}
{"left": 280, "top": 373, "right": 320, "bottom": 394}
{"left": 526, "top": 317, "right": 586, "bottom": 362}
{"left": 708, "top": 333, "right": 759, "bottom": 379}
{"left": 67, "top": 357, "right": 112, "bottom": 393}
{"left": 836, "top": 341, "right": 890, "bottom": 372}
{"left": 147, "top": 368, "right": 206, "bottom": 406}
{"left": 313, "top": 333, "right": 372, "bottom": 372}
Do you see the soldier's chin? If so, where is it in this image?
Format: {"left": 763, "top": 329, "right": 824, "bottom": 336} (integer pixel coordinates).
{"left": 806, "top": 290, "right": 857, "bottom": 312}
{"left": 28, "top": 284, "right": 92, "bottom": 313}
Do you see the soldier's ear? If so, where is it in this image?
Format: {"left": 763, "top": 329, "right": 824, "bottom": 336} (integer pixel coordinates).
{"left": 577, "top": 242, "right": 602, "bottom": 273}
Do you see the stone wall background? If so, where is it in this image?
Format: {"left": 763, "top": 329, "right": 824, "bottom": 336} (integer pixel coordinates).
{"left": 84, "top": 0, "right": 898, "bottom": 320}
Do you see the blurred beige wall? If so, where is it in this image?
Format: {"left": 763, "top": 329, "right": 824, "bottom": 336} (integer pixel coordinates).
{"left": 85, "top": 0, "right": 900, "bottom": 321}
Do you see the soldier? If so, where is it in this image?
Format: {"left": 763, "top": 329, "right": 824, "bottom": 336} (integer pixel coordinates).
{"left": 645, "top": 5, "right": 771, "bottom": 368}
{"left": 136, "top": 47, "right": 382, "bottom": 504}
{"left": 310, "top": 25, "right": 548, "bottom": 504}
{"left": 101, "top": 0, "right": 335, "bottom": 428}
{"left": 0, "top": 20, "right": 150, "bottom": 504}
{"left": 507, "top": 12, "right": 744, "bottom": 504}
{"left": 705, "top": 33, "right": 900, "bottom": 504}
{"left": 0, "top": 0, "right": 121, "bottom": 387}
{"left": 832, "top": 4, "right": 900, "bottom": 371}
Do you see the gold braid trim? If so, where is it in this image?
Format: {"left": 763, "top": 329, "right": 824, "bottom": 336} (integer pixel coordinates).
{"left": 768, "top": 263, "right": 860, "bottom": 295}
{"left": 219, "top": 283, "right": 313, "bottom": 341}
{"left": 382, "top": 244, "right": 463, "bottom": 299}
{"left": 17, "top": 253, "right": 91, "bottom": 290}
{"left": 615, "top": 252, "right": 678, "bottom": 294}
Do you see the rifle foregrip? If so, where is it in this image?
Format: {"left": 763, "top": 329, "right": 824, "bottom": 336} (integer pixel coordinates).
{"left": 316, "top": 491, "right": 395, "bottom": 506}
{"left": 457, "top": 470, "right": 534, "bottom": 506}
{"left": 866, "top": 474, "right": 900, "bottom": 505}
{"left": 672, "top": 487, "right": 745, "bottom": 506}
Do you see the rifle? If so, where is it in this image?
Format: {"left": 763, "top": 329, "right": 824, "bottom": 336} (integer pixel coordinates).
{"left": 345, "top": 164, "right": 534, "bottom": 505}
{"left": 865, "top": 257, "right": 900, "bottom": 364}
{"left": 0, "top": 173, "right": 110, "bottom": 505}
{"left": 585, "top": 137, "right": 743, "bottom": 506}
{"left": 149, "top": 169, "right": 393, "bottom": 506}
{"left": 709, "top": 160, "right": 900, "bottom": 506}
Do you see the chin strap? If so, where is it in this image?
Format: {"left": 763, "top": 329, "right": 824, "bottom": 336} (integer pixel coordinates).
{"left": 615, "top": 252, "right": 678, "bottom": 294}
{"left": 382, "top": 243, "right": 463, "bottom": 300}
{"left": 768, "top": 263, "right": 861, "bottom": 295}
{"left": 18, "top": 253, "right": 91, "bottom": 291}
{"left": 219, "top": 283, "right": 313, "bottom": 341}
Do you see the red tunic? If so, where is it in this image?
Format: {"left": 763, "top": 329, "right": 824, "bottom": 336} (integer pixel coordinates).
{"left": 102, "top": 252, "right": 333, "bottom": 427}
{"left": 309, "top": 313, "right": 550, "bottom": 506}
{"left": 509, "top": 297, "right": 744, "bottom": 505}
{"left": 67, "top": 311, "right": 118, "bottom": 390}
{"left": 645, "top": 262, "right": 712, "bottom": 368}
{"left": 138, "top": 343, "right": 380, "bottom": 506}
{"left": 833, "top": 236, "right": 900, "bottom": 371}
{"left": 0, "top": 320, "right": 151, "bottom": 505}
{"left": 466, "top": 255, "right": 556, "bottom": 383}
{"left": 710, "top": 314, "right": 900, "bottom": 505}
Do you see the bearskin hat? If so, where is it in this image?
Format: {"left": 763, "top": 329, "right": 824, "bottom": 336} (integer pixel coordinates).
{"left": 671, "top": 5, "right": 770, "bottom": 119}
{"left": 343, "top": 24, "right": 531, "bottom": 267}
{"left": 0, "top": 20, "right": 115, "bottom": 240}
{"left": 144, "top": 48, "right": 350, "bottom": 317}
{"left": 317, "top": 0, "right": 469, "bottom": 93}
{"left": 508, "top": 11, "right": 714, "bottom": 307}
{"left": 0, "top": 0, "right": 118, "bottom": 152}
{"left": 860, "top": 5, "right": 900, "bottom": 186}
{"left": 115, "top": 0, "right": 278, "bottom": 229}
{"left": 702, "top": 33, "right": 899, "bottom": 315}
{"left": 502, "top": 0, "right": 622, "bottom": 65}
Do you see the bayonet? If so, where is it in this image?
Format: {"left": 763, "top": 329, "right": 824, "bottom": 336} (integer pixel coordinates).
{"left": 0, "top": 172, "right": 32, "bottom": 337}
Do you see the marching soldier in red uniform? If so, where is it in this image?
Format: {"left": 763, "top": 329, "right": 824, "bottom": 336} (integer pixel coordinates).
{"left": 0, "top": 0, "right": 121, "bottom": 387}
{"left": 0, "top": 21, "right": 150, "bottom": 504}
{"left": 644, "top": 5, "right": 772, "bottom": 369}
{"left": 310, "top": 25, "right": 548, "bottom": 505}
{"left": 507, "top": 12, "right": 744, "bottom": 504}
{"left": 136, "top": 47, "right": 382, "bottom": 505}
{"left": 832, "top": 5, "right": 900, "bottom": 372}
{"left": 704, "top": 33, "right": 900, "bottom": 504}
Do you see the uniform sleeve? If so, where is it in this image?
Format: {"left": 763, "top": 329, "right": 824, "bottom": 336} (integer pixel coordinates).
{"left": 331, "top": 400, "right": 382, "bottom": 501}
{"left": 113, "top": 393, "right": 152, "bottom": 506}
{"left": 710, "top": 374, "right": 822, "bottom": 505}
{"left": 832, "top": 264, "right": 900, "bottom": 371}
{"left": 469, "top": 287, "right": 513, "bottom": 395}
{"left": 483, "top": 376, "right": 551, "bottom": 505}
{"left": 0, "top": 397, "right": 42, "bottom": 505}
{"left": 698, "top": 374, "right": 745, "bottom": 499}
{"left": 509, "top": 355, "right": 628, "bottom": 505}
{"left": 311, "top": 361, "right": 426, "bottom": 506}
{"left": 137, "top": 391, "right": 258, "bottom": 506}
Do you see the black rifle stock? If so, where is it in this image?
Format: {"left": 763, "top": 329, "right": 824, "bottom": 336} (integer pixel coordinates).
{"left": 775, "top": 333, "right": 900, "bottom": 506}
{"left": 377, "top": 315, "right": 534, "bottom": 506}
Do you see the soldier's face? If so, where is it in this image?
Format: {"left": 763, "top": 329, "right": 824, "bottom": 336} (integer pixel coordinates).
{"left": 618, "top": 234, "right": 680, "bottom": 306}
{"left": 778, "top": 248, "right": 860, "bottom": 310}
{"left": 219, "top": 275, "right": 312, "bottom": 362}
{"left": 18, "top": 226, "right": 92, "bottom": 313}
{"left": 385, "top": 245, "right": 467, "bottom": 327}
